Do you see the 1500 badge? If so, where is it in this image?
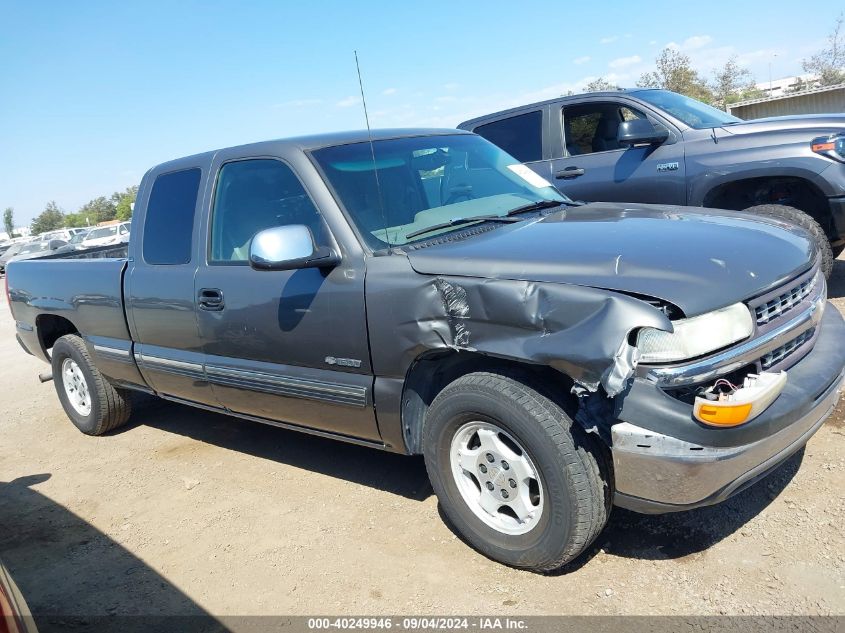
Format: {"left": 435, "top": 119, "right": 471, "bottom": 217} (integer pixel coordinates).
{"left": 325, "top": 356, "right": 362, "bottom": 368}
{"left": 657, "top": 161, "right": 680, "bottom": 172}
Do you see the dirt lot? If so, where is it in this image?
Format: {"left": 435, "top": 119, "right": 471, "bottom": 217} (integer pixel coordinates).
{"left": 1, "top": 258, "right": 844, "bottom": 626}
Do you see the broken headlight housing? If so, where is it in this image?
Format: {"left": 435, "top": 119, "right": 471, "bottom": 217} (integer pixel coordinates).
{"left": 811, "top": 133, "right": 845, "bottom": 163}
{"left": 637, "top": 302, "right": 754, "bottom": 363}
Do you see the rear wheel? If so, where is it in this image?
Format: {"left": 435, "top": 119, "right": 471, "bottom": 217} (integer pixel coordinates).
{"left": 422, "top": 372, "right": 610, "bottom": 572}
{"left": 743, "top": 204, "right": 834, "bottom": 279}
{"left": 51, "top": 334, "right": 132, "bottom": 435}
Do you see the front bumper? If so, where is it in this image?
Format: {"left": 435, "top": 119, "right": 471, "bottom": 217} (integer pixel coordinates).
{"left": 612, "top": 304, "right": 845, "bottom": 513}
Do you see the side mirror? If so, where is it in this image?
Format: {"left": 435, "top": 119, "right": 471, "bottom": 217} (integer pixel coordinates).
{"left": 249, "top": 225, "right": 339, "bottom": 271}
{"left": 617, "top": 119, "right": 669, "bottom": 147}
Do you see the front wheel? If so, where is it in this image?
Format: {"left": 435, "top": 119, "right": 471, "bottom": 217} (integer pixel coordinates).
{"left": 51, "top": 334, "right": 132, "bottom": 435}
{"left": 422, "top": 372, "right": 610, "bottom": 572}
{"left": 743, "top": 204, "right": 834, "bottom": 279}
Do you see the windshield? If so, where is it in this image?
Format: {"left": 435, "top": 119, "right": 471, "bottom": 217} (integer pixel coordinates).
{"left": 4, "top": 243, "right": 24, "bottom": 257}
{"left": 87, "top": 226, "right": 117, "bottom": 239}
{"left": 312, "top": 134, "right": 566, "bottom": 248}
{"left": 18, "top": 243, "right": 44, "bottom": 255}
{"left": 633, "top": 89, "right": 742, "bottom": 129}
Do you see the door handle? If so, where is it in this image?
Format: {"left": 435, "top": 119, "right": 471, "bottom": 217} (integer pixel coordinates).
{"left": 555, "top": 167, "right": 585, "bottom": 179}
{"left": 198, "top": 288, "right": 224, "bottom": 311}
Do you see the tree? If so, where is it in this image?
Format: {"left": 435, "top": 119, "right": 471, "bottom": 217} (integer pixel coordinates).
{"left": 802, "top": 14, "right": 845, "bottom": 86}
{"left": 785, "top": 76, "right": 809, "bottom": 94}
{"left": 3, "top": 207, "right": 13, "bottom": 237}
{"left": 583, "top": 77, "right": 620, "bottom": 92}
{"left": 79, "top": 196, "right": 117, "bottom": 224}
{"left": 113, "top": 185, "right": 138, "bottom": 221}
{"left": 637, "top": 47, "right": 713, "bottom": 102}
{"left": 31, "top": 201, "right": 65, "bottom": 235}
{"left": 63, "top": 212, "right": 86, "bottom": 228}
{"left": 710, "top": 57, "right": 761, "bottom": 110}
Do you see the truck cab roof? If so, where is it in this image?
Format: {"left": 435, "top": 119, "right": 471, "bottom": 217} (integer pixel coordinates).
{"left": 150, "top": 128, "right": 472, "bottom": 174}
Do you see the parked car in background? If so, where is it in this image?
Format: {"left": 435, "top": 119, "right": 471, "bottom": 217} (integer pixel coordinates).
{"left": 40, "top": 228, "right": 86, "bottom": 243}
{"left": 80, "top": 223, "right": 128, "bottom": 248}
{"left": 118, "top": 221, "right": 131, "bottom": 242}
{"left": 52, "top": 229, "right": 90, "bottom": 255}
{"left": 0, "top": 242, "right": 28, "bottom": 274}
{"left": 7, "top": 129, "right": 844, "bottom": 572}
{"left": 8, "top": 239, "right": 67, "bottom": 264}
{"left": 459, "top": 88, "right": 845, "bottom": 278}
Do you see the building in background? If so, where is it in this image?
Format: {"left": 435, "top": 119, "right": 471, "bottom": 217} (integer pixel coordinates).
{"left": 727, "top": 82, "right": 845, "bottom": 120}
{"left": 756, "top": 74, "right": 820, "bottom": 98}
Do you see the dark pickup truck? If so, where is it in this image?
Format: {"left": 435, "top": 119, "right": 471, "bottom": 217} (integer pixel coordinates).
{"left": 460, "top": 89, "right": 845, "bottom": 278}
{"left": 7, "top": 129, "right": 845, "bottom": 572}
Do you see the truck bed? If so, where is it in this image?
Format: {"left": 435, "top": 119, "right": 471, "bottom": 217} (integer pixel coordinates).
{"left": 7, "top": 257, "right": 131, "bottom": 362}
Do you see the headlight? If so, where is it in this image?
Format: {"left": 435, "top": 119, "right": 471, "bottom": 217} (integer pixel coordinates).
{"left": 637, "top": 302, "right": 754, "bottom": 363}
{"left": 811, "top": 133, "right": 845, "bottom": 163}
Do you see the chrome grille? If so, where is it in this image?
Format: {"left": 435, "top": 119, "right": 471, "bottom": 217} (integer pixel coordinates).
{"left": 760, "top": 328, "right": 815, "bottom": 370}
{"left": 755, "top": 274, "right": 817, "bottom": 325}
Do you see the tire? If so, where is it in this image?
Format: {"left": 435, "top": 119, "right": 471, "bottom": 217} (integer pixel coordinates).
{"left": 422, "top": 372, "right": 610, "bottom": 572}
{"left": 51, "top": 334, "right": 132, "bottom": 435}
{"left": 743, "top": 204, "right": 834, "bottom": 279}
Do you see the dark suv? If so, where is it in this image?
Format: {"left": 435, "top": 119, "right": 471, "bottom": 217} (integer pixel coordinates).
{"left": 459, "top": 89, "right": 845, "bottom": 277}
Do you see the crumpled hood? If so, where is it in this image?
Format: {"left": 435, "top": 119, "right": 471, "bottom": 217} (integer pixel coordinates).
{"left": 406, "top": 203, "right": 815, "bottom": 316}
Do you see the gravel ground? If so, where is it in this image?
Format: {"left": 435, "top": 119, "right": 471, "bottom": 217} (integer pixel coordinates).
{"left": 0, "top": 257, "right": 843, "bottom": 627}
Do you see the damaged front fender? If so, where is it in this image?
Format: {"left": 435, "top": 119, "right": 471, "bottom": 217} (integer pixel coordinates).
{"left": 365, "top": 256, "right": 672, "bottom": 396}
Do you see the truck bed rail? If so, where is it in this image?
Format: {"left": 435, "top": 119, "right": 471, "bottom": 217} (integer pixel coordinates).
{"left": 38, "top": 243, "right": 129, "bottom": 260}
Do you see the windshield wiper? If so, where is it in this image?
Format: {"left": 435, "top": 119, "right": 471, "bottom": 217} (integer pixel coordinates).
{"left": 405, "top": 215, "right": 522, "bottom": 240}
{"left": 506, "top": 199, "right": 579, "bottom": 216}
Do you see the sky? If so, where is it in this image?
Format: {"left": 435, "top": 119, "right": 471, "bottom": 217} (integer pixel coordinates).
{"left": 0, "top": 0, "right": 840, "bottom": 225}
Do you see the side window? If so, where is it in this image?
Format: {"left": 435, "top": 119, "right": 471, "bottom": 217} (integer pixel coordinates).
{"left": 210, "top": 159, "right": 325, "bottom": 263}
{"left": 620, "top": 106, "right": 645, "bottom": 121}
{"left": 473, "top": 110, "right": 543, "bottom": 163}
{"left": 563, "top": 107, "right": 603, "bottom": 155}
{"left": 564, "top": 103, "right": 666, "bottom": 156}
{"left": 142, "top": 168, "right": 201, "bottom": 265}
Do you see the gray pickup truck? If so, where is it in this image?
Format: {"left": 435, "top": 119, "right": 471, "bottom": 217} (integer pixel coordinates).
{"left": 459, "top": 89, "right": 845, "bottom": 278}
{"left": 7, "top": 129, "right": 845, "bottom": 572}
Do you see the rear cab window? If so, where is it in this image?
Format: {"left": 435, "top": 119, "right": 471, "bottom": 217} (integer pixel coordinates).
{"left": 142, "top": 168, "right": 202, "bottom": 265}
{"left": 472, "top": 110, "right": 543, "bottom": 163}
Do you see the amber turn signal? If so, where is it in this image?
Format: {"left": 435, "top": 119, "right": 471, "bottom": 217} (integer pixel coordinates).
{"left": 812, "top": 142, "right": 835, "bottom": 152}
{"left": 695, "top": 402, "right": 753, "bottom": 426}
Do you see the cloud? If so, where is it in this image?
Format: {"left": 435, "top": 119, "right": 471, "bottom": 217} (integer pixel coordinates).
{"left": 335, "top": 95, "right": 361, "bottom": 108}
{"left": 442, "top": 82, "right": 460, "bottom": 91}
{"left": 736, "top": 48, "right": 779, "bottom": 65}
{"left": 599, "top": 36, "right": 618, "bottom": 44}
{"left": 683, "top": 35, "right": 713, "bottom": 50}
{"left": 609, "top": 55, "right": 642, "bottom": 69}
{"left": 667, "top": 35, "right": 713, "bottom": 51}
{"left": 381, "top": 88, "right": 397, "bottom": 96}
{"left": 573, "top": 56, "right": 591, "bottom": 65}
